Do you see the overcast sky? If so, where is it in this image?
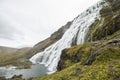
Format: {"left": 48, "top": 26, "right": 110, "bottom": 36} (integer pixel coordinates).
{"left": 0, "top": 0, "right": 100, "bottom": 48}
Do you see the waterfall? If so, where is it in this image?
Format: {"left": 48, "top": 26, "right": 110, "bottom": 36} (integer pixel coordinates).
{"left": 30, "top": 0, "right": 106, "bottom": 73}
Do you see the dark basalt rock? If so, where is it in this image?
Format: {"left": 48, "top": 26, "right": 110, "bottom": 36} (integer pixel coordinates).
{"left": 84, "top": 39, "right": 120, "bottom": 65}
{"left": 83, "top": 48, "right": 105, "bottom": 65}
{"left": 57, "top": 49, "right": 82, "bottom": 71}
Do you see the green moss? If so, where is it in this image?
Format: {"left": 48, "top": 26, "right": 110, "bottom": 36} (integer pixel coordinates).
{"left": 32, "top": 2, "right": 120, "bottom": 80}
{"left": 32, "top": 38, "right": 120, "bottom": 80}
{"left": 86, "top": 3, "right": 120, "bottom": 42}
{"left": 106, "top": 29, "right": 120, "bottom": 40}
{"left": 0, "top": 50, "right": 31, "bottom": 69}
{"left": 32, "top": 61, "right": 120, "bottom": 80}
{"left": 58, "top": 43, "right": 92, "bottom": 70}
{"left": 93, "top": 46, "right": 120, "bottom": 64}
{"left": 66, "top": 44, "right": 83, "bottom": 57}
{"left": 68, "top": 43, "right": 91, "bottom": 62}
{"left": 100, "top": 4, "right": 113, "bottom": 17}
{"left": 2, "top": 2, "right": 120, "bottom": 80}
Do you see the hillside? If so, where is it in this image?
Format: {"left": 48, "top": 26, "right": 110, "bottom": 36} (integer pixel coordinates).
{"left": 32, "top": 0, "right": 120, "bottom": 80}
{"left": 0, "top": 47, "right": 31, "bottom": 68}
{"left": 0, "top": 0, "right": 120, "bottom": 80}
{"left": 0, "top": 21, "right": 71, "bottom": 69}
{"left": 0, "top": 46, "right": 17, "bottom": 54}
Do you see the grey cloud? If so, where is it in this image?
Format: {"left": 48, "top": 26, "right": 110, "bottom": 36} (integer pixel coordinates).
{"left": 0, "top": 16, "right": 22, "bottom": 40}
{"left": 0, "top": 23, "right": 14, "bottom": 40}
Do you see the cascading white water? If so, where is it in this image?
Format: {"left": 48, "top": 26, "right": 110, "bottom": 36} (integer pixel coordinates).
{"left": 30, "top": 0, "right": 107, "bottom": 73}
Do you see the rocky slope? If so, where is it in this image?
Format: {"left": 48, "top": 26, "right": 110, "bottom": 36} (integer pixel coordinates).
{"left": 1, "top": 0, "right": 120, "bottom": 80}
{"left": 29, "top": 0, "right": 104, "bottom": 72}
{"left": 86, "top": 0, "right": 120, "bottom": 41}
{"left": 31, "top": 0, "right": 120, "bottom": 80}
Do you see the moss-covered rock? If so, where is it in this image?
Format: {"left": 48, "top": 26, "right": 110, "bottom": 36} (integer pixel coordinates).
{"left": 2, "top": 1, "right": 120, "bottom": 80}
{"left": 32, "top": 38, "right": 120, "bottom": 80}
{"left": 86, "top": 14, "right": 120, "bottom": 41}
{"left": 33, "top": 27, "right": 120, "bottom": 80}
{"left": 30, "top": 1, "right": 120, "bottom": 80}
{"left": 57, "top": 43, "right": 91, "bottom": 71}
{"left": 86, "top": 1, "right": 120, "bottom": 42}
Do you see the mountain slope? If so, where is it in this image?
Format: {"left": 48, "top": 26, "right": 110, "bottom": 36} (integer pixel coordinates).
{"left": 33, "top": 39, "right": 120, "bottom": 80}
{"left": 30, "top": 0, "right": 105, "bottom": 72}
{"left": 0, "top": 47, "right": 31, "bottom": 68}
{"left": 3, "top": 0, "right": 120, "bottom": 80}
{"left": 0, "top": 19, "right": 72, "bottom": 71}
{"left": 31, "top": 0, "right": 120, "bottom": 80}
{"left": 86, "top": 0, "right": 120, "bottom": 41}
{"left": 0, "top": 46, "right": 17, "bottom": 54}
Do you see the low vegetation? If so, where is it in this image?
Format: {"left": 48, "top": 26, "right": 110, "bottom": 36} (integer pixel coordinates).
{"left": 1, "top": 1, "right": 120, "bottom": 80}
{"left": 0, "top": 48, "right": 31, "bottom": 69}
{"left": 31, "top": 1, "right": 120, "bottom": 80}
{"left": 32, "top": 38, "right": 120, "bottom": 80}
